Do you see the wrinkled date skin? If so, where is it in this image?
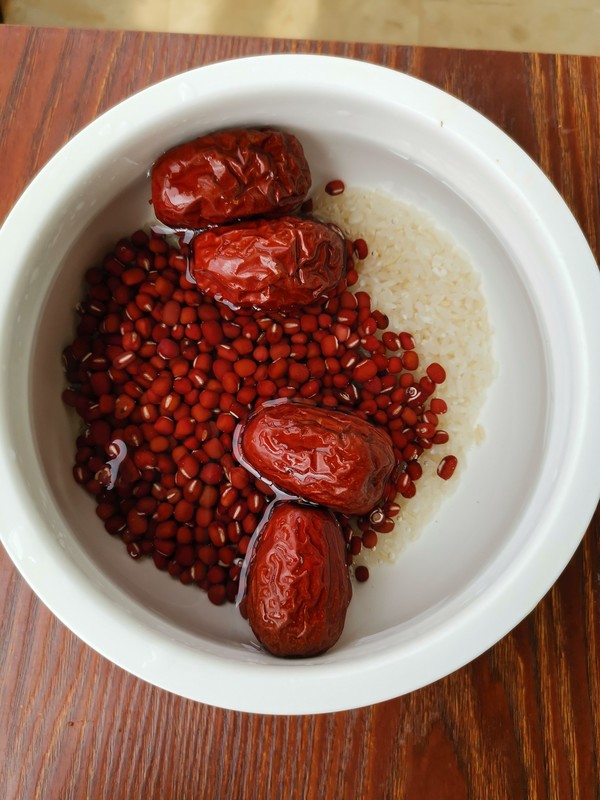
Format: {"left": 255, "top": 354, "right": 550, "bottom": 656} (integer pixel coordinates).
{"left": 151, "top": 128, "right": 312, "bottom": 228}
{"left": 236, "top": 401, "right": 396, "bottom": 515}
{"left": 245, "top": 502, "right": 352, "bottom": 658}
{"left": 192, "top": 216, "right": 346, "bottom": 311}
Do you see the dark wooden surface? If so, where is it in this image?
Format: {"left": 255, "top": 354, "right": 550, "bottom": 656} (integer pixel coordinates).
{"left": 0, "top": 25, "right": 599, "bottom": 800}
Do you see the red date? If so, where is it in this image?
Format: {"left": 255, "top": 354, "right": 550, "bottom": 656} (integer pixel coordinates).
{"left": 245, "top": 502, "right": 352, "bottom": 658}
{"left": 151, "top": 128, "right": 311, "bottom": 228}
{"left": 236, "top": 400, "right": 396, "bottom": 515}
{"left": 192, "top": 216, "right": 346, "bottom": 311}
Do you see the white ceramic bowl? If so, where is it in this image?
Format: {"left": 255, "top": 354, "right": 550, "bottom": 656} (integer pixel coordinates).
{"left": 1, "top": 55, "right": 599, "bottom": 714}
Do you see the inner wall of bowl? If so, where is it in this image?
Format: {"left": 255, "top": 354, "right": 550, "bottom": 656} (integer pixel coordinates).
{"left": 24, "top": 112, "right": 549, "bottom": 655}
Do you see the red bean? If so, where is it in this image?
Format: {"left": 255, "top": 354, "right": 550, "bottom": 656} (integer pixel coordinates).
{"left": 256, "top": 380, "right": 277, "bottom": 397}
{"left": 362, "top": 531, "right": 378, "bottom": 549}
{"left": 437, "top": 455, "right": 458, "bottom": 480}
{"left": 216, "top": 344, "right": 238, "bottom": 363}
{"left": 200, "top": 463, "right": 223, "bottom": 485}
{"left": 219, "top": 486, "right": 238, "bottom": 509}
{"left": 353, "top": 238, "right": 369, "bottom": 260}
{"left": 162, "top": 300, "right": 181, "bottom": 326}
{"left": 384, "top": 501, "right": 401, "bottom": 517}
{"left": 299, "top": 380, "right": 320, "bottom": 398}
{"left": 319, "top": 334, "right": 337, "bottom": 358}
{"left": 153, "top": 416, "right": 174, "bottom": 436}
{"left": 379, "top": 331, "right": 397, "bottom": 351}
{"left": 430, "top": 397, "right": 448, "bottom": 415}
{"left": 198, "top": 389, "right": 219, "bottom": 409}
{"left": 203, "top": 437, "right": 225, "bottom": 460}
{"left": 179, "top": 454, "right": 199, "bottom": 479}
{"left": 288, "top": 362, "right": 310, "bottom": 383}
{"left": 397, "top": 473, "right": 416, "bottom": 498}
{"left": 266, "top": 323, "right": 283, "bottom": 344}
{"left": 372, "top": 516, "right": 396, "bottom": 533}
{"left": 157, "top": 338, "right": 179, "bottom": 359}
{"left": 208, "top": 585, "right": 226, "bottom": 606}
{"left": 332, "top": 324, "right": 350, "bottom": 343}
{"left": 352, "top": 359, "right": 377, "bottom": 383}
{"left": 415, "top": 423, "right": 436, "bottom": 439}
{"left": 122, "top": 268, "right": 146, "bottom": 286}
{"left": 406, "top": 461, "right": 423, "bottom": 481}
{"left": 230, "top": 467, "right": 250, "bottom": 490}
{"left": 174, "top": 500, "right": 194, "bottom": 523}
{"left": 201, "top": 319, "right": 223, "bottom": 345}
{"left": 399, "top": 332, "right": 415, "bottom": 350}
{"left": 114, "top": 395, "right": 135, "bottom": 419}
{"left": 337, "top": 309, "right": 356, "bottom": 326}
{"left": 325, "top": 179, "right": 345, "bottom": 195}
{"left": 340, "top": 351, "right": 358, "bottom": 370}
{"left": 402, "top": 351, "right": 419, "bottom": 370}
{"left": 427, "top": 362, "right": 447, "bottom": 384}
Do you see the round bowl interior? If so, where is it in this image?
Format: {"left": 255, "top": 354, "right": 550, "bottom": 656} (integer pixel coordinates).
{"left": 1, "top": 55, "right": 599, "bottom": 714}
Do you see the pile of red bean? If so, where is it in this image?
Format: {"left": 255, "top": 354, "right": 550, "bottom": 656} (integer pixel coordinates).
{"left": 62, "top": 227, "right": 456, "bottom": 605}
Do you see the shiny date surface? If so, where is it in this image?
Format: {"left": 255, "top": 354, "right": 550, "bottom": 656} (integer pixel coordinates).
{"left": 244, "top": 502, "right": 352, "bottom": 658}
{"left": 236, "top": 400, "right": 396, "bottom": 515}
{"left": 151, "top": 127, "right": 311, "bottom": 228}
{"left": 192, "top": 216, "right": 346, "bottom": 311}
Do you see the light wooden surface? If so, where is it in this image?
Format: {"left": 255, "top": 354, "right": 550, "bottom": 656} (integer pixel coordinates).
{"left": 0, "top": 25, "right": 599, "bottom": 800}
{"left": 2, "top": 0, "right": 600, "bottom": 55}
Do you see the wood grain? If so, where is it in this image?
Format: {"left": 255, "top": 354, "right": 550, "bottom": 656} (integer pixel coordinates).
{"left": 0, "top": 25, "right": 599, "bottom": 800}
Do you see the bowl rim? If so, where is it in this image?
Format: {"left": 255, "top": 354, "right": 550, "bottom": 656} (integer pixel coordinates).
{"left": 1, "top": 53, "right": 599, "bottom": 714}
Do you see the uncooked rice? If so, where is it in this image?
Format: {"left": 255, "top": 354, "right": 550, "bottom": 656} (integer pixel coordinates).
{"left": 312, "top": 186, "right": 495, "bottom": 564}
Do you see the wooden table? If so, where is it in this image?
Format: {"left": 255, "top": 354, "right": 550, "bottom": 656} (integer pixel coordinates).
{"left": 1, "top": 25, "right": 599, "bottom": 800}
